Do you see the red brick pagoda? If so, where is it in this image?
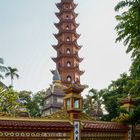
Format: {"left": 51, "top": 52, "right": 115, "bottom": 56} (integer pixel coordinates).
{"left": 52, "top": 0, "right": 84, "bottom": 86}
{"left": 43, "top": 0, "right": 85, "bottom": 116}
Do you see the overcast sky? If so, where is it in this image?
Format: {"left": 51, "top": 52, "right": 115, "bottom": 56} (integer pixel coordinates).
{"left": 0, "top": 0, "right": 131, "bottom": 94}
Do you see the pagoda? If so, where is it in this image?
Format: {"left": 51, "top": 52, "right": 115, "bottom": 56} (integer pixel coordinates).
{"left": 42, "top": 70, "right": 65, "bottom": 116}
{"left": 52, "top": 0, "right": 84, "bottom": 86}
{"left": 42, "top": 0, "right": 84, "bottom": 116}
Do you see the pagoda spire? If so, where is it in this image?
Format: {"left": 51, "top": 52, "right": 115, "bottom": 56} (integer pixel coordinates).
{"left": 52, "top": 0, "right": 84, "bottom": 86}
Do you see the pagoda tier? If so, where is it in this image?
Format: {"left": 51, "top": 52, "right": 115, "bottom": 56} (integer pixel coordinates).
{"left": 52, "top": 43, "right": 82, "bottom": 51}
{"left": 52, "top": 0, "right": 84, "bottom": 86}
{"left": 53, "top": 32, "right": 80, "bottom": 39}
{"left": 55, "top": 11, "right": 78, "bottom": 19}
{"left": 51, "top": 55, "right": 83, "bottom": 63}
{"left": 58, "top": 68, "right": 84, "bottom": 76}
{"left": 54, "top": 21, "right": 79, "bottom": 29}
{"left": 56, "top": 1, "right": 77, "bottom": 10}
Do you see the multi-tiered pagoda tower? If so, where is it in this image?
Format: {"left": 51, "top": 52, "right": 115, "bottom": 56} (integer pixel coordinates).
{"left": 52, "top": 0, "right": 84, "bottom": 86}
{"left": 42, "top": 0, "right": 84, "bottom": 116}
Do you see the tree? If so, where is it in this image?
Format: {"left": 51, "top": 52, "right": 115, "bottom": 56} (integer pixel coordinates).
{"left": 18, "top": 90, "right": 45, "bottom": 117}
{"left": 30, "top": 90, "right": 45, "bottom": 117}
{"left": 0, "top": 87, "right": 20, "bottom": 116}
{"left": 115, "top": 0, "right": 140, "bottom": 95}
{"left": 5, "top": 67, "right": 19, "bottom": 87}
{"left": 0, "top": 58, "right": 7, "bottom": 80}
{"left": 112, "top": 105, "right": 140, "bottom": 140}
{"left": 102, "top": 73, "right": 130, "bottom": 121}
{"left": 115, "top": 0, "right": 140, "bottom": 57}
{"left": 83, "top": 88, "right": 104, "bottom": 120}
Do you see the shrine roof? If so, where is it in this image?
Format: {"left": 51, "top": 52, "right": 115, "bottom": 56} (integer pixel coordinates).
{"left": 44, "top": 109, "right": 95, "bottom": 121}
{"left": 82, "top": 121, "right": 128, "bottom": 131}
{"left": 0, "top": 111, "right": 132, "bottom": 132}
{"left": 44, "top": 82, "right": 65, "bottom": 98}
{"left": 0, "top": 117, "right": 72, "bottom": 130}
{"left": 64, "top": 83, "right": 87, "bottom": 94}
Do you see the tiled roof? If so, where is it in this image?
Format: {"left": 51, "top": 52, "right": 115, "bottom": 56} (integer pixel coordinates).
{"left": 82, "top": 121, "right": 128, "bottom": 131}
{"left": 44, "top": 109, "right": 95, "bottom": 121}
{"left": 64, "top": 83, "right": 87, "bottom": 94}
{"left": 44, "top": 109, "right": 70, "bottom": 120}
{"left": 45, "top": 85, "right": 65, "bottom": 98}
{"left": 43, "top": 103, "right": 63, "bottom": 110}
{"left": 45, "top": 89, "right": 65, "bottom": 98}
{"left": 0, "top": 119, "right": 73, "bottom": 130}
{"left": 79, "top": 112, "right": 95, "bottom": 121}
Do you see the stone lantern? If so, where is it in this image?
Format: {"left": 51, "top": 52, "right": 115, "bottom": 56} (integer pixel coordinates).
{"left": 64, "top": 83, "right": 86, "bottom": 120}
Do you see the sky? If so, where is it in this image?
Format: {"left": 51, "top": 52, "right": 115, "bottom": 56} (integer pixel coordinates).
{"left": 0, "top": 0, "right": 131, "bottom": 95}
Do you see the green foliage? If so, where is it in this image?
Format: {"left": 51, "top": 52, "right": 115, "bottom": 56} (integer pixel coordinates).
{"left": 102, "top": 73, "right": 131, "bottom": 121}
{"left": 18, "top": 90, "right": 45, "bottom": 117}
{"left": 115, "top": 0, "right": 140, "bottom": 96}
{"left": 18, "top": 90, "right": 32, "bottom": 114}
{"left": 115, "top": 0, "right": 140, "bottom": 56}
{"left": 107, "top": 0, "right": 140, "bottom": 123}
{"left": 29, "top": 90, "right": 45, "bottom": 117}
{"left": 0, "top": 87, "right": 20, "bottom": 116}
{"left": 129, "top": 105, "right": 140, "bottom": 125}
{"left": 112, "top": 105, "right": 140, "bottom": 139}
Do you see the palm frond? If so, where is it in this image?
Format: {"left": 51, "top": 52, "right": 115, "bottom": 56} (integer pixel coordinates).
{"left": 15, "top": 74, "right": 19, "bottom": 79}
{"left": 115, "top": 0, "right": 132, "bottom": 11}
{"left": 0, "top": 65, "right": 8, "bottom": 72}
{"left": 5, "top": 73, "right": 10, "bottom": 77}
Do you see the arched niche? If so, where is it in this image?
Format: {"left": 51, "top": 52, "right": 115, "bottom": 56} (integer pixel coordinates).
{"left": 66, "top": 37, "right": 70, "bottom": 42}
{"left": 66, "top": 48, "right": 71, "bottom": 54}
{"left": 66, "top": 25, "right": 70, "bottom": 30}
{"left": 67, "top": 61, "right": 71, "bottom": 67}
{"left": 67, "top": 75, "right": 72, "bottom": 82}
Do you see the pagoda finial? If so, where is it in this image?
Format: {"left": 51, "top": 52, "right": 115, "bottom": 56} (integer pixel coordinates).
{"left": 52, "top": 69, "right": 61, "bottom": 81}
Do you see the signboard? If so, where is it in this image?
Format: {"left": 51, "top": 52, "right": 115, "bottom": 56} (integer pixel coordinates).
{"left": 74, "top": 121, "right": 80, "bottom": 140}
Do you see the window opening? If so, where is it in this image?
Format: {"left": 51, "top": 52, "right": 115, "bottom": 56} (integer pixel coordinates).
{"left": 66, "top": 37, "right": 70, "bottom": 41}
{"left": 66, "top": 25, "right": 69, "bottom": 30}
{"left": 66, "top": 49, "right": 70, "bottom": 54}
{"left": 67, "top": 76, "right": 72, "bottom": 82}
{"left": 67, "top": 61, "right": 71, "bottom": 67}
{"left": 74, "top": 98, "right": 79, "bottom": 109}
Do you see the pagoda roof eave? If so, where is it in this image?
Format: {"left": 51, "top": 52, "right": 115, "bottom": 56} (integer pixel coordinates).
{"left": 52, "top": 55, "right": 83, "bottom": 63}
{"left": 80, "top": 70, "right": 85, "bottom": 75}
{"left": 64, "top": 83, "right": 86, "bottom": 94}
{"left": 51, "top": 57, "right": 57, "bottom": 62}
{"left": 52, "top": 43, "right": 82, "bottom": 50}
{"left": 52, "top": 45, "right": 57, "bottom": 50}
{"left": 54, "top": 22, "right": 79, "bottom": 29}
{"left": 55, "top": 11, "right": 78, "bottom": 18}
{"left": 54, "top": 31, "right": 80, "bottom": 39}
{"left": 56, "top": 2, "right": 77, "bottom": 10}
